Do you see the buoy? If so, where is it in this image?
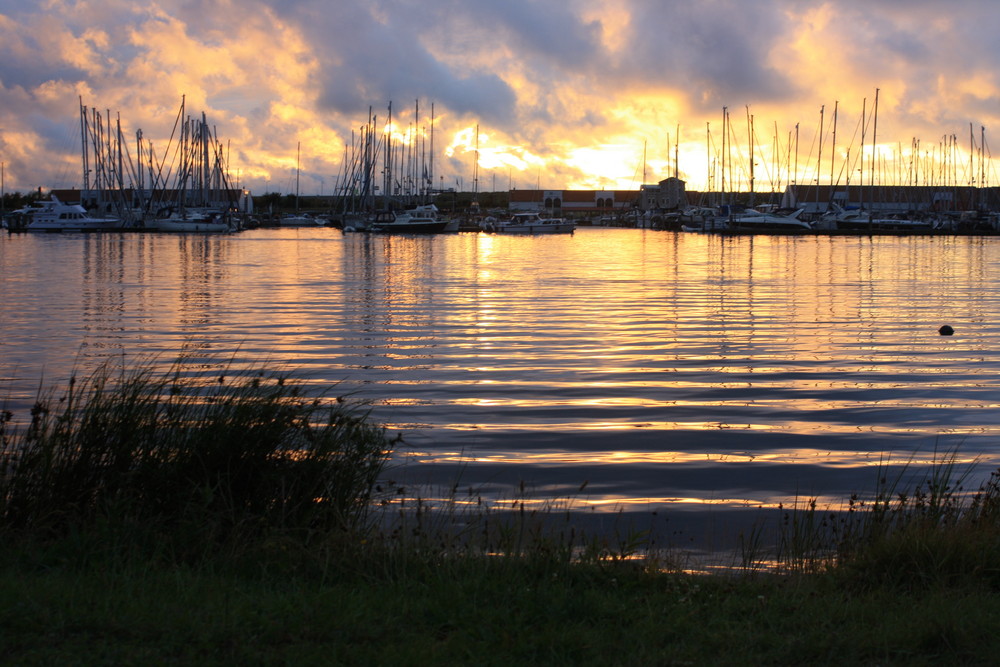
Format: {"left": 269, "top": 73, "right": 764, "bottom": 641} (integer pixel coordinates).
{"left": 939, "top": 325, "right": 954, "bottom": 336}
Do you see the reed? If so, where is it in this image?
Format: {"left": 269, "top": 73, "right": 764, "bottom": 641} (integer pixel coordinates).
{"left": 0, "top": 354, "right": 397, "bottom": 558}
{"left": 826, "top": 455, "right": 1000, "bottom": 589}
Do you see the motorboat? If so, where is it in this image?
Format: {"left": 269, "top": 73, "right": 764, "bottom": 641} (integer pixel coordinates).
{"left": 367, "top": 205, "right": 451, "bottom": 233}
{"left": 481, "top": 212, "right": 576, "bottom": 234}
{"left": 15, "top": 196, "right": 124, "bottom": 232}
{"left": 818, "top": 206, "right": 934, "bottom": 233}
{"left": 150, "top": 207, "right": 235, "bottom": 233}
{"left": 723, "top": 207, "right": 811, "bottom": 233}
{"left": 278, "top": 212, "right": 325, "bottom": 227}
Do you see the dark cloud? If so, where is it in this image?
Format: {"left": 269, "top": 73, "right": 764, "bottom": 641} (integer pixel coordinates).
{"left": 603, "top": 0, "right": 799, "bottom": 109}
{"left": 1, "top": 0, "right": 1000, "bottom": 192}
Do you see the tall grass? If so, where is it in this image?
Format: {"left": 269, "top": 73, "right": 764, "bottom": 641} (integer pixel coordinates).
{"left": 0, "top": 355, "right": 397, "bottom": 558}
{"left": 749, "top": 448, "right": 1000, "bottom": 587}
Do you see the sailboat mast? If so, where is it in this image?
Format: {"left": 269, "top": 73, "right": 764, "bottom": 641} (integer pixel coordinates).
{"left": 674, "top": 123, "right": 679, "bottom": 178}
{"left": 721, "top": 107, "right": 727, "bottom": 204}
{"left": 870, "top": 88, "right": 879, "bottom": 191}
{"left": 473, "top": 124, "right": 479, "bottom": 199}
{"left": 642, "top": 139, "right": 647, "bottom": 184}
{"left": 430, "top": 103, "right": 435, "bottom": 196}
{"left": 746, "top": 106, "right": 754, "bottom": 207}
{"left": 829, "top": 101, "right": 838, "bottom": 190}
{"left": 79, "top": 96, "right": 90, "bottom": 193}
{"left": 816, "top": 105, "right": 824, "bottom": 212}
{"left": 705, "top": 122, "right": 711, "bottom": 205}
{"left": 859, "top": 97, "right": 866, "bottom": 211}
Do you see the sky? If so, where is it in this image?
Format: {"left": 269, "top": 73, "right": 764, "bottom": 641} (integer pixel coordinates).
{"left": 1, "top": 0, "right": 999, "bottom": 196}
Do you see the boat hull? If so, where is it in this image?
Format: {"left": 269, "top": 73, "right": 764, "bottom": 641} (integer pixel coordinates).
{"left": 26, "top": 220, "right": 124, "bottom": 232}
{"left": 492, "top": 223, "right": 576, "bottom": 234}
{"left": 368, "top": 220, "right": 451, "bottom": 234}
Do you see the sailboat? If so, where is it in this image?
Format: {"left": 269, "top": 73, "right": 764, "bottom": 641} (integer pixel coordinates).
{"left": 280, "top": 141, "right": 324, "bottom": 226}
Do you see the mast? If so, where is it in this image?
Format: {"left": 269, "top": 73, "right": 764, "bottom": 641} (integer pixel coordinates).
{"left": 295, "top": 140, "right": 301, "bottom": 212}
{"left": 473, "top": 123, "right": 480, "bottom": 201}
{"left": 859, "top": 97, "right": 866, "bottom": 212}
{"left": 970, "top": 123, "right": 975, "bottom": 187}
{"left": 793, "top": 123, "right": 799, "bottom": 200}
{"left": 705, "top": 121, "right": 710, "bottom": 204}
{"left": 202, "top": 112, "right": 210, "bottom": 206}
{"left": 870, "top": 88, "right": 879, "bottom": 192}
{"left": 429, "top": 103, "right": 435, "bottom": 197}
{"left": 829, "top": 100, "right": 838, "bottom": 202}
{"left": 816, "top": 105, "right": 824, "bottom": 212}
{"left": 746, "top": 105, "right": 755, "bottom": 207}
{"left": 675, "top": 123, "right": 680, "bottom": 178}
{"left": 79, "top": 96, "right": 90, "bottom": 193}
{"left": 642, "top": 139, "right": 647, "bottom": 184}
{"left": 721, "top": 107, "right": 727, "bottom": 206}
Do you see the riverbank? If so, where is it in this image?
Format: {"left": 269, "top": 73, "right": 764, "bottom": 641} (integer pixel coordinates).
{"left": 2, "top": 358, "right": 1000, "bottom": 664}
{"left": 4, "top": 536, "right": 1000, "bottom": 665}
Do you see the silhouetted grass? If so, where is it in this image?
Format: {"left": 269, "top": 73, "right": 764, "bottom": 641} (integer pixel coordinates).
{"left": 5, "top": 359, "right": 1000, "bottom": 663}
{"left": 0, "top": 355, "right": 397, "bottom": 560}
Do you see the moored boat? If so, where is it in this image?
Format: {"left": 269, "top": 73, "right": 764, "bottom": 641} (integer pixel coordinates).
{"left": 724, "top": 207, "right": 811, "bottom": 233}
{"left": 16, "top": 196, "right": 124, "bottom": 232}
{"left": 368, "top": 204, "right": 450, "bottom": 233}
{"left": 817, "top": 207, "right": 934, "bottom": 233}
{"left": 482, "top": 212, "right": 576, "bottom": 234}
{"left": 279, "top": 212, "right": 324, "bottom": 227}
{"left": 151, "top": 208, "right": 234, "bottom": 233}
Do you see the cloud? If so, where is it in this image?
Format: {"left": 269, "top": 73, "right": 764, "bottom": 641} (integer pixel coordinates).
{"left": 0, "top": 0, "right": 999, "bottom": 193}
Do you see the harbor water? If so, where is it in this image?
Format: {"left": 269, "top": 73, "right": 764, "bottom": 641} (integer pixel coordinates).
{"left": 3, "top": 227, "right": 1000, "bottom": 556}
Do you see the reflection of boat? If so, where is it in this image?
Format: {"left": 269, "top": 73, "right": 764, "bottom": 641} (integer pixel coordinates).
{"left": 151, "top": 207, "right": 234, "bottom": 233}
{"left": 482, "top": 212, "right": 576, "bottom": 234}
{"left": 18, "top": 196, "right": 124, "bottom": 232}
{"left": 368, "top": 205, "right": 451, "bottom": 233}
{"left": 724, "top": 208, "right": 811, "bottom": 233}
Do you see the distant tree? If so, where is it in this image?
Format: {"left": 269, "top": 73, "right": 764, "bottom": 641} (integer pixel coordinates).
{"left": 254, "top": 192, "right": 283, "bottom": 212}
{"left": 1, "top": 190, "right": 39, "bottom": 212}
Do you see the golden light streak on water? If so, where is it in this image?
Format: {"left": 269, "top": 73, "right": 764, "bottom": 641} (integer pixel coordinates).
{"left": 5, "top": 227, "right": 1000, "bottom": 554}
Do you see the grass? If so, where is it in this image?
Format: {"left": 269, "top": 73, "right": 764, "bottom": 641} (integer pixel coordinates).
{"left": 0, "top": 354, "right": 397, "bottom": 559}
{"left": 3, "top": 358, "right": 1000, "bottom": 664}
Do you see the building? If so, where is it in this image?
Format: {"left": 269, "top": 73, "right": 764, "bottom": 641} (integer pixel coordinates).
{"left": 508, "top": 188, "right": 646, "bottom": 216}
{"left": 780, "top": 184, "right": 1000, "bottom": 215}
{"left": 639, "top": 177, "right": 688, "bottom": 210}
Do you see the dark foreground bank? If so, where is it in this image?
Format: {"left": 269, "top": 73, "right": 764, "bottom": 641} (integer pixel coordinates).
{"left": 2, "top": 358, "right": 1000, "bottom": 664}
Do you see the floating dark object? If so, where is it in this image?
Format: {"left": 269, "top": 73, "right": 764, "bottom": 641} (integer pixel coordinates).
{"left": 939, "top": 325, "right": 955, "bottom": 336}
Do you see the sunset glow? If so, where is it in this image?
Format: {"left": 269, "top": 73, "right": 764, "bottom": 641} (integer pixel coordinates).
{"left": 1, "top": 1, "right": 999, "bottom": 195}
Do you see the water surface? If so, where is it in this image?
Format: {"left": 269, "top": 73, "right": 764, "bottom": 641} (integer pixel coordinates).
{"left": 3, "top": 228, "right": 999, "bottom": 551}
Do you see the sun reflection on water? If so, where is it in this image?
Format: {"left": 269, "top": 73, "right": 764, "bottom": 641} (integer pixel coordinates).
{"left": 3, "top": 229, "right": 1000, "bottom": 538}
